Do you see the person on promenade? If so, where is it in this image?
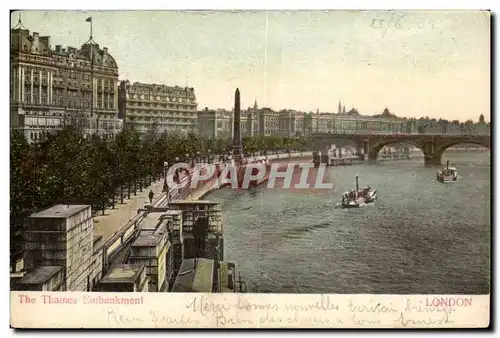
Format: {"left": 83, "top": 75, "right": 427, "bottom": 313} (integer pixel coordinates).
{"left": 148, "top": 189, "right": 154, "bottom": 204}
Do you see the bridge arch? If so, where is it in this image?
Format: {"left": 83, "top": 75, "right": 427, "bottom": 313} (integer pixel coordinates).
{"left": 368, "top": 140, "right": 426, "bottom": 161}
{"left": 432, "top": 140, "right": 491, "bottom": 163}
{"left": 329, "top": 138, "right": 359, "bottom": 149}
{"left": 311, "top": 137, "right": 359, "bottom": 152}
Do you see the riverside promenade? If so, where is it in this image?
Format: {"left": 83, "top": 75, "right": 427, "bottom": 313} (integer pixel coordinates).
{"left": 94, "top": 152, "right": 313, "bottom": 241}
{"left": 93, "top": 179, "right": 166, "bottom": 241}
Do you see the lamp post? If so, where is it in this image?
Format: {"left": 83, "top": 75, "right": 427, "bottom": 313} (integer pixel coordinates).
{"left": 214, "top": 234, "right": 221, "bottom": 293}
{"left": 163, "top": 161, "right": 169, "bottom": 194}
{"left": 163, "top": 161, "right": 169, "bottom": 178}
{"left": 197, "top": 151, "right": 200, "bottom": 164}
{"left": 207, "top": 149, "right": 211, "bottom": 164}
{"left": 185, "top": 153, "right": 191, "bottom": 199}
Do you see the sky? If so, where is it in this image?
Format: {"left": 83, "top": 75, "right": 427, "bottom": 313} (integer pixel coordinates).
{"left": 11, "top": 10, "right": 490, "bottom": 121}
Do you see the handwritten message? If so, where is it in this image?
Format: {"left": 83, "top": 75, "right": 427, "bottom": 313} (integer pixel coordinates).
{"left": 10, "top": 292, "right": 489, "bottom": 329}
{"left": 370, "top": 12, "right": 436, "bottom": 38}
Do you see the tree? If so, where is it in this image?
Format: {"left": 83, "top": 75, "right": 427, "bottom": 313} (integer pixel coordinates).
{"left": 10, "top": 130, "right": 36, "bottom": 270}
{"left": 10, "top": 128, "right": 320, "bottom": 264}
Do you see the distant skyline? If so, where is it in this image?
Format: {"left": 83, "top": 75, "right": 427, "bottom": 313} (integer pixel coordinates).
{"left": 12, "top": 10, "right": 490, "bottom": 122}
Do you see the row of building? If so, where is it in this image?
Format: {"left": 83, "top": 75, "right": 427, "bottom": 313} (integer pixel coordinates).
{"left": 10, "top": 19, "right": 490, "bottom": 143}
{"left": 199, "top": 104, "right": 419, "bottom": 139}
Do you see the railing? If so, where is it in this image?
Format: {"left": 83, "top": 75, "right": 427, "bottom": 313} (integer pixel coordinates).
{"left": 95, "top": 191, "right": 169, "bottom": 273}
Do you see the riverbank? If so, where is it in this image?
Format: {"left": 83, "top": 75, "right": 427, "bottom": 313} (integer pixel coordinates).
{"left": 195, "top": 152, "right": 314, "bottom": 200}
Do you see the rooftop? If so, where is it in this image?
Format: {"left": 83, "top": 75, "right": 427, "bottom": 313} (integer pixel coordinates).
{"left": 131, "top": 233, "right": 163, "bottom": 247}
{"left": 164, "top": 210, "right": 183, "bottom": 216}
{"left": 172, "top": 258, "right": 214, "bottom": 293}
{"left": 124, "top": 81, "right": 195, "bottom": 92}
{"left": 140, "top": 212, "right": 164, "bottom": 231}
{"left": 18, "top": 266, "right": 63, "bottom": 285}
{"left": 29, "top": 205, "right": 89, "bottom": 219}
{"left": 100, "top": 264, "right": 144, "bottom": 284}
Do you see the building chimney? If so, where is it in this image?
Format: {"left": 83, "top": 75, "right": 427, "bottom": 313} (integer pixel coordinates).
{"left": 103, "top": 47, "right": 108, "bottom": 54}
{"left": 55, "top": 45, "right": 61, "bottom": 53}
{"left": 40, "top": 36, "right": 50, "bottom": 47}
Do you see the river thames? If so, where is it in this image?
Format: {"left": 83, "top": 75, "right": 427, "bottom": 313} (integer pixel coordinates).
{"left": 205, "top": 151, "right": 491, "bottom": 294}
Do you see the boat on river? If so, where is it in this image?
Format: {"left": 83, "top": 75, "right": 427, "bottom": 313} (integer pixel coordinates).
{"left": 437, "top": 160, "right": 458, "bottom": 183}
{"left": 341, "top": 175, "right": 377, "bottom": 208}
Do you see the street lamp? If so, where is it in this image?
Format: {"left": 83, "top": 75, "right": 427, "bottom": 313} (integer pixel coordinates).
{"left": 163, "top": 161, "right": 169, "bottom": 178}
{"left": 207, "top": 149, "right": 211, "bottom": 164}
{"left": 162, "top": 161, "right": 169, "bottom": 193}
{"left": 197, "top": 151, "right": 200, "bottom": 164}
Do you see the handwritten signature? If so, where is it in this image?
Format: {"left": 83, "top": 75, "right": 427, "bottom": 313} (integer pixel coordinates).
{"left": 394, "top": 311, "right": 454, "bottom": 327}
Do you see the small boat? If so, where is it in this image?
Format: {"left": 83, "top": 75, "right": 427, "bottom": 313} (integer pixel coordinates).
{"left": 437, "top": 160, "right": 458, "bottom": 183}
{"left": 341, "top": 175, "right": 377, "bottom": 208}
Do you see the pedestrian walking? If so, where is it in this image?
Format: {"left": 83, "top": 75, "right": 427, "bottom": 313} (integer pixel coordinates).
{"left": 148, "top": 189, "right": 154, "bottom": 204}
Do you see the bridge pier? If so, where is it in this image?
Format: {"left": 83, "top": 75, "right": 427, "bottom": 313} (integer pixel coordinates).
{"left": 321, "top": 147, "right": 331, "bottom": 165}
{"left": 312, "top": 151, "right": 321, "bottom": 167}
{"left": 363, "top": 140, "right": 369, "bottom": 155}
{"left": 424, "top": 155, "right": 442, "bottom": 165}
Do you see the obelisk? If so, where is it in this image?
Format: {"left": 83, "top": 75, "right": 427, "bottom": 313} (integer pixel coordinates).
{"left": 232, "top": 88, "right": 243, "bottom": 164}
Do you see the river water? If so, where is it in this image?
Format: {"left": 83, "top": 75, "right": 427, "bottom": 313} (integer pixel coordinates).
{"left": 205, "top": 151, "right": 491, "bottom": 294}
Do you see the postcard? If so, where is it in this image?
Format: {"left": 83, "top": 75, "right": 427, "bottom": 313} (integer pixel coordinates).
{"left": 9, "top": 9, "right": 491, "bottom": 329}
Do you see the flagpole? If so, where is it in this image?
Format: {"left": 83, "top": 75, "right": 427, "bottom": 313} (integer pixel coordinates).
{"left": 91, "top": 44, "right": 94, "bottom": 119}
{"left": 87, "top": 17, "right": 94, "bottom": 121}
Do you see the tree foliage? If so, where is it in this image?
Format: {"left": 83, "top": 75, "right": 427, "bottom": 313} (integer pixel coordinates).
{"left": 10, "top": 128, "right": 309, "bottom": 223}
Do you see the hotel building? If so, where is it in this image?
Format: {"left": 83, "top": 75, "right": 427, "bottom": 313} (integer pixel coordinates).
{"left": 118, "top": 81, "right": 198, "bottom": 137}
{"left": 10, "top": 18, "right": 122, "bottom": 142}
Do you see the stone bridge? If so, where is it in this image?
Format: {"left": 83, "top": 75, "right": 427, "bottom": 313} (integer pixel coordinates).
{"left": 311, "top": 133, "right": 491, "bottom": 165}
